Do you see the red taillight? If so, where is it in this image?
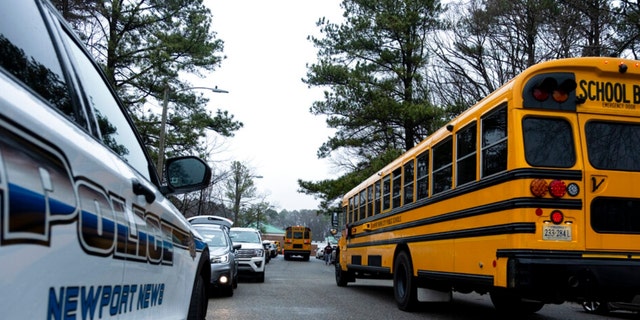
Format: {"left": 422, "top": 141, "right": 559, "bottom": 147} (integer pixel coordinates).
{"left": 550, "top": 210, "right": 564, "bottom": 224}
{"left": 548, "top": 180, "right": 566, "bottom": 198}
{"left": 533, "top": 88, "right": 549, "bottom": 101}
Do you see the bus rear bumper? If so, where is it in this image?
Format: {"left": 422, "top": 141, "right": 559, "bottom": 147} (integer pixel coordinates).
{"left": 503, "top": 251, "right": 640, "bottom": 303}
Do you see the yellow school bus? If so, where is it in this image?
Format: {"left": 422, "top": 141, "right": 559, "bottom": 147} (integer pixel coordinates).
{"left": 335, "top": 57, "right": 640, "bottom": 314}
{"left": 283, "top": 226, "right": 312, "bottom": 261}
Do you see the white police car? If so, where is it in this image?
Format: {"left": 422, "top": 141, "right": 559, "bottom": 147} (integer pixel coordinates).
{"left": 0, "top": 0, "right": 213, "bottom": 319}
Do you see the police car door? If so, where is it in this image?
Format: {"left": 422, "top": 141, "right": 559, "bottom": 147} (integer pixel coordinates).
{"left": 59, "top": 26, "right": 196, "bottom": 318}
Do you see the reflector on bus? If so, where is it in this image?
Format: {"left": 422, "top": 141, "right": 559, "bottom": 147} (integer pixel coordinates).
{"left": 523, "top": 73, "right": 578, "bottom": 110}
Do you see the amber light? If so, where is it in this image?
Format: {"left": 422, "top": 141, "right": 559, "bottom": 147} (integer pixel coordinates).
{"left": 548, "top": 180, "right": 567, "bottom": 198}
{"left": 530, "top": 179, "right": 548, "bottom": 197}
{"left": 552, "top": 90, "right": 569, "bottom": 103}
{"left": 550, "top": 210, "right": 564, "bottom": 224}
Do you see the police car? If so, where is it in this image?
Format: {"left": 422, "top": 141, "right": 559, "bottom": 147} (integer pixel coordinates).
{"left": 0, "top": 0, "right": 213, "bottom": 319}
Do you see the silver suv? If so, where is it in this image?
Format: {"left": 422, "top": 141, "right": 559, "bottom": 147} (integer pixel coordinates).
{"left": 229, "top": 227, "right": 266, "bottom": 282}
{"left": 0, "top": 1, "right": 212, "bottom": 318}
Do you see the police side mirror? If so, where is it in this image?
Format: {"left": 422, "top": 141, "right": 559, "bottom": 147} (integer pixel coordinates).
{"left": 163, "top": 156, "right": 212, "bottom": 195}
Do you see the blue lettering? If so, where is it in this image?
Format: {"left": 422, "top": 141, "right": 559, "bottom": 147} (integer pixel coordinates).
{"left": 80, "top": 286, "right": 101, "bottom": 320}
{"left": 63, "top": 286, "right": 79, "bottom": 319}
{"left": 99, "top": 286, "right": 111, "bottom": 318}
{"left": 138, "top": 284, "right": 150, "bottom": 309}
{"left": 48, "top": 284, "right": 164, "bottom": 318}
{"left": 109, "top": 285, "right": 121, "bottom": 316}
{"left": 128, "top": 285, "right": 137, "bottom": 312}
{"left": 150, "top": 283, "right": 163, "bottom": 306}
{"left": 47, "top": 287, "right": 64, "bottom": 320}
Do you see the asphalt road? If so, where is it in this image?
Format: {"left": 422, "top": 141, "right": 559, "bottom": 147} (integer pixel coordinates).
{"left": 204, "top": 254, "right": 637, "bottom": 320}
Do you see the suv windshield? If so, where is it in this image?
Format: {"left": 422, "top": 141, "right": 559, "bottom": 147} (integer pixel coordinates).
{"left": 229, "top": 230, "right": 260, "bottom": 244}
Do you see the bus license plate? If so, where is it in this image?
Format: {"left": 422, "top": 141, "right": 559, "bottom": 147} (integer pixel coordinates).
{"left": 542, "top": 225, "right": 572, "bottom": 241}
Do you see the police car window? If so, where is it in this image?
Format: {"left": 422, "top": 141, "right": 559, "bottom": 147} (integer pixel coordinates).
{"left": 0, "top": 0, "right": 75, "bottom": 120}
{"left": 61, "top": 29, "right": 151, "bottom": 180}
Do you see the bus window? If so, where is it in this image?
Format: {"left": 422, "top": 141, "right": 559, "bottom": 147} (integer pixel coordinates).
{"left": 416, "top": 150, "right": 429, "bottom": 199}
{"left": 392, "top": 167, "right": 402, "bottom": 208}
{"left": 523, "top": 117, "right": 575, "bottom": 167}
{"left": 359, "top": 189, "right": 366, "bottom": 220}
{"left": 481, "top": 105, "right": 507, "bottom": 177}
{"left": 382, "top": 175, "right": 391, "bottom": 211}
{"left": 374, "top": 180, "right": 381, "bottom": 214}
{"left": 354, "top": 193, "right": 360, "bottom": 221}
{"left": 586, "top": 121, "right": 640, "bottom": 170}
{"left": 348, "top": 197, "right": 355, "bottom": 224}
{"left": 403, "top": 160, "right": 414, "bottom": 204}
{"left": 457, "top": 122, "right": 477, "bottom": 186}
{"left": 367, "top": 185, "right": 373, "bottom": 217}
{"left": 432, "top": 137, "right": 452, "bottom": 194}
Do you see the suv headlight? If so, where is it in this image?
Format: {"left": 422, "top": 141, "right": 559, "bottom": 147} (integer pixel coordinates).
{"left": 255, "top": 249, "right": 264, "bottom": 257}
{"left": 211, "top": 253, "right": 230, "bottom": 264}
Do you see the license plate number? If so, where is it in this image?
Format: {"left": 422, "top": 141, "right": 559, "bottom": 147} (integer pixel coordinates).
{"left": 542, "top": 224, "right": 572, "bottom": 241}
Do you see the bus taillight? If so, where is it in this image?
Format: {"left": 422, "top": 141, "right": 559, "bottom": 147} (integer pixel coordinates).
{"left": 548, "top": 180, "right": 566, "bottom": 198}
{"left": 530, "top": 179, "right": 548, "bottom": 197}
{"left": 550, "top": 210, "right": 564, "bottom": 224}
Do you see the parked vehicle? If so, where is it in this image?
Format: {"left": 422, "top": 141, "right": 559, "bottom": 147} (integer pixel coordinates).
{"left": 582, "top": 299, "right": 640, "bottom": 315}
{"left": 191, "top": 224, "right": 240, "bottom": 297}
{"left": 229, "top": 227, "right": 266, "bottom": 282}
{"left": 0, "top": 1, "right": 212, "bottom": 318}
{"left": 188, "top": 215, "right": 233, "bottom": 230}
{"left": 263, "top": 241, "right": 278, "bottom": 259}
{"left": 263, "top": 241, "right": 271, "bottom": 264}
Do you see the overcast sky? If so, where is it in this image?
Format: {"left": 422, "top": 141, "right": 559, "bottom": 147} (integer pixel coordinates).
{"left": 201, "top": 0, "right": 344, "bottom": 211}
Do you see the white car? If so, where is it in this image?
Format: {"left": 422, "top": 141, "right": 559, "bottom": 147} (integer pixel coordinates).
{"left": 229, "top": 227, "right": 266, "bottom": 282}
{"left": 0, "top": 1, "right": 212, "bottom": 318}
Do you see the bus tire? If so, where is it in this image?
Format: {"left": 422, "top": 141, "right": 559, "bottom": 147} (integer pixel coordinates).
{"left": 335, "top": 262, "right": 349, "bottom": 287}
{"left": 187, "top": 273, "right": 207, "bottom": 320}
{"left": 394, "top": 250, "right": 418, "bottom": 311}
{"left": 490, "top": 289, "right": 544, "bottom": 314}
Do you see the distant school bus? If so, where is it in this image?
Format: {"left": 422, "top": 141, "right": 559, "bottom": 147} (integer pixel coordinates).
{"left": 283, "top": 226, "right": 312, "bottom": 261}
{"left": 334, "top": 57, "right": 640, "bottom": 315}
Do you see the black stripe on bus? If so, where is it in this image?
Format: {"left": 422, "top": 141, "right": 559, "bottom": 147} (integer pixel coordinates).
{"left": 348, "top": 168, "right": 582, "bottom": 238}
{"left": 347, "top": 222, "right": 535, "bottom": 249}
{"left": 350, "top": 197, "right": 580, "bottom": 240}
{"left": 416, "top": 270, "right": 494, "bottom": 288}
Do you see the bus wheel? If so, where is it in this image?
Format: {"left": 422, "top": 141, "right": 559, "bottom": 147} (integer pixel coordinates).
{"left": 490, "top": 289, "right": 544, "bottom": 314}
{"left": 394, "top": 251, "right": 418, "bottom": 311}
{"left": 335, "top": 262, "right": 349, "bottom": 287}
